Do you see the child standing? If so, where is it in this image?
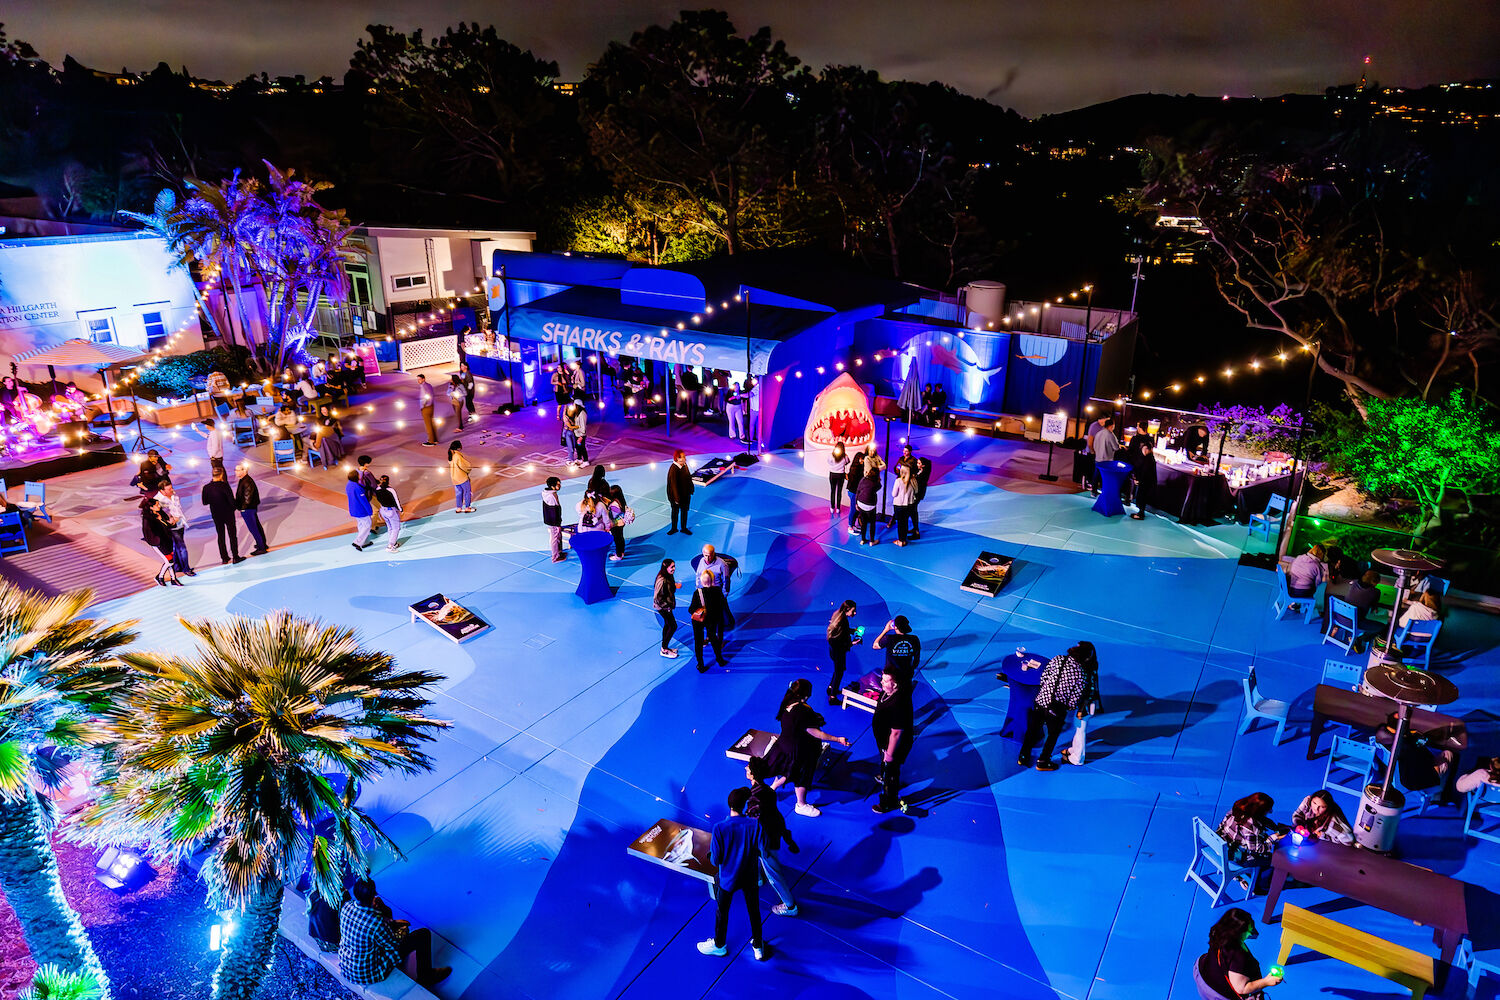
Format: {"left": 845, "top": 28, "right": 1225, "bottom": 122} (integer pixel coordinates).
{"left": 541, "top": 476, "right": 565, "bottom": 562}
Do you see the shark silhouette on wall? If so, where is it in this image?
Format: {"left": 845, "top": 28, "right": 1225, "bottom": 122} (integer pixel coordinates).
{"left": 928, "top": 340, "right": 1004, "bottom": 384}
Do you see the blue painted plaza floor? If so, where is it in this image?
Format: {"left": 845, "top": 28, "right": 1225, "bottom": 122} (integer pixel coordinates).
{"left": 95, "top": 453, "right": 1500, "bottom": 1000}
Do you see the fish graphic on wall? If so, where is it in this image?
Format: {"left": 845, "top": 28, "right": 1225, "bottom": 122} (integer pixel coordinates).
{"left": 1041, "top": 378, "right": 1073, "bottom": 403}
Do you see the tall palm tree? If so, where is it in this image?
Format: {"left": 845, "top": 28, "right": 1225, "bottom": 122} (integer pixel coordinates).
{"left": 77, "top": 611, "right": 447, "bottom": 1000}
{"left": 0, "top": 585, "right": 137, "bottom": 1000}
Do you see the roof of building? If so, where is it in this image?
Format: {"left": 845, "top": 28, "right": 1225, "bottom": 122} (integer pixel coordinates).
{"left": 671, "top": 249, "right": 922, "bottom": 312}
{"left": 515, "top": 284, "right": 831, "bottom": 344}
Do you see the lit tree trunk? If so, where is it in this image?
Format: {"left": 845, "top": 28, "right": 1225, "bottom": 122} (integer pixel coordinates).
{"left": 211, "top": 879, "right": 283, "bottom": 1000}
{"left": 0, "top": 793, "right": 113, "bottom": 1000}
{"left": 191, "top": 285, "right": 232, "bottom": 348}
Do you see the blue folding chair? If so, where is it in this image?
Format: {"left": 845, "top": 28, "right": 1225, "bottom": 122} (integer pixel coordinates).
{"left": 1463, "top": 780, "right": 1500, "bottom": 846}
{"left": 1320, "top": 657, "right": 1364, "bottom": 690}
{"left": 1247, "top": 493, "right": 1290, "bottom": 541}
{"left": 21, "top": 481, "right": 51, "bottom": 523}
{"left": 1322, "top": 597, "right": 1369, "bottom": 655}
{"left": 1271, "top": 566, "right": 1322, "bottom": 624}
{"left": 1418, "top": 575, "right": 1451, "bottom": 598}
{"left": 1457, "top": 940, "right": 1500, "bottom": 996}
{"left": 0, "top": 510, "right": 29, "bottom": 555}
{"left": 1239, "top": 665, "right": 1290, "bottom": 745}
{"left": 232, "top": 417, "right": 257, "bottom": 447}
{"left": 1321, "top": 735, "right": 1377, "bottom": 800}
{"left": 1184, "top": 816, "right": 1257, "bottom": 907}
{"left": 271, "top": 438, "right": 297, "bottom": 473}
{"left": 1395, "top": 618, "right": 1441, "bottom": 670}
{"left": 215, "top": 401, "right": 231, "bottom": 420}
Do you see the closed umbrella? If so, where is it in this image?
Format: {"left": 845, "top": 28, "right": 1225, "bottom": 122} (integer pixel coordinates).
{"left": 897, "top": 361, "right": 923, "bottom": 437}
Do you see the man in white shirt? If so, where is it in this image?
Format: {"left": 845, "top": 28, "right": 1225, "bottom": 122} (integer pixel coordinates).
{"left": 204, "top": 418, "right": 225, "bottom": 474}
{"left": 1089, "top": 416, "right": 1119, "bottom": 493}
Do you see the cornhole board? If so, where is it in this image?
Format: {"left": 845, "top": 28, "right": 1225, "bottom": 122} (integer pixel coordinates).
{"left": 960, "top": 551, "right": 1015, "bottom": 596}
{"left": 627, "top": 818, "right": 716, "bottom": 886}
{"left": 692, "top": 457, "right": 737, "bottom": 486}
{"left": 409, "top": 593, "right": 491, "bottom": 643}
{"left": 842, "top": 669, "right": 883, "bottom": 714}
{"left": 726, "top": 728, "right": 778, "bottom": 761}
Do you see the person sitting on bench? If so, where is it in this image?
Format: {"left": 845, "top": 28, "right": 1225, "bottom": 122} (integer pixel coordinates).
{"left": 337, "top": 877, "right": 451, "bottom": 988}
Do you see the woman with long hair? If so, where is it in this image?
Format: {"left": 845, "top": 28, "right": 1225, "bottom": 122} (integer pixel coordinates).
{"left": 1216, "top": 792, "right": 1284, "bottom": 867}
{"left": 606, "top": 483, "right": 630, "bottom": 561}
{"left": 1290, "top": 789, "right": 1354, "bottom": 846}
{"left": 141, "top": 497, "right": 182, "bottom": 587}
{"left": 827, "top": 443, "right": 850, "bottom": 515}
{"left": 763, "top": 679, "right": 852, "bottom": 817}
{"left": 447, "top": 373, "right": 466, "bottom": 429}
{"left": 447, "top": 440, "right": 475, "bottom": 512}
{"left": 458, "top": 360, "right": 476, "bottom": 420}
{"left": 1194, "top": 908, "right": 1282, "bottom": 999}
{"left": 315, "top": 403, "right": 346, "bottom": 466}
{"left": 687, "top": 569, "right": 729, "bottom": 672}
{"left": 825, "top": 600, "right": 860, "bottom": 706}
{"left": 654, "top": 559, "right": 683, "bottom": 658}
{"left": 856, "top": 454, "right": 884, "bottom": 545}
{"left": 891, "top": 463, "right": 918, "bottom": 545}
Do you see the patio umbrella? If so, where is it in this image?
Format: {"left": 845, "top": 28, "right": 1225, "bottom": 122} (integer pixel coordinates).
{"left": 13, "top": 339, "right": 149, "bottom": 442}
{"left": 897, "top": 360, "right": 923, "bottom": 437}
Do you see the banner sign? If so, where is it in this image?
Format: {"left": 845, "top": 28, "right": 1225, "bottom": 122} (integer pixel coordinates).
{"left": 409, "top": 593, "right": 490, "bottom": 643}
{"left": 1041, "top": 412, "right": 1068, "bottom": 443}
{"left": 508, "top": 306, "right": 775, "bottom": 373}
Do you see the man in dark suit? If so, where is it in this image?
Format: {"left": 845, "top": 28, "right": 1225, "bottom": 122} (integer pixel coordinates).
{"left": 666, "top": 449, "right": 694, "bottom": 535}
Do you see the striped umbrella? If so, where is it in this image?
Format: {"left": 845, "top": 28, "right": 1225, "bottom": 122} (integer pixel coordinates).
{"left": 13, "top": 339, "right": 147, "bottom": 368}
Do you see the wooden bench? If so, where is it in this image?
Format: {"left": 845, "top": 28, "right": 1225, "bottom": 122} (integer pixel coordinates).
{"left": 1277, "top": 904, "right": 1435, "bottom": 999}
{"left": 277, "top": 888, "right": 439, "bottom": 1000}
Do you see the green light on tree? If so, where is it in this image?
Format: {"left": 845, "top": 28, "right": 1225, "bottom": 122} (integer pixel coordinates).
{"left": 1341, "top": 389, "right": 1500, "bottom": 536}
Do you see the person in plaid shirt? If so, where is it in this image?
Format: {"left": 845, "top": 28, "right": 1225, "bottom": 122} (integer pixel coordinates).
{"left": 338, "top": 879, "right": 450, "bottom": 987}
{"left": 1018, "top": 641, "right": 1098, "bottom": 771}
{"left": 1216, "top": 792, "right": 1286, "bottom": 866}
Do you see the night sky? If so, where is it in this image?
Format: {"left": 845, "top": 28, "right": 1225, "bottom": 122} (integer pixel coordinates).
{"left": 8, "top": 1, "right": 1499, "bottom": 115}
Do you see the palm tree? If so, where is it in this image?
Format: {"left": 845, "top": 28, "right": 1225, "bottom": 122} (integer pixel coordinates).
{"left": 0, "top": 585, "right": 137, "bottom": 1000}
{"left": 21, "top": 964, "right": 105, "bottom": 1000}
{"left": 118, "top": 188, "right": 236, "bottom": 348}
{"left": 77, "top": 611, "right": 448, "bottom": 1000}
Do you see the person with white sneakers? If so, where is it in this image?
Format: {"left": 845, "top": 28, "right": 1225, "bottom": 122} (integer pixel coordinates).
{"left": 698, "top": 787, "right": 769, "bottom": 961}
{"left": 763, "top": 678, "right": 852, "bottom": 817}
{"left": 653, "top": 559, "right": 682, "bottom": 658}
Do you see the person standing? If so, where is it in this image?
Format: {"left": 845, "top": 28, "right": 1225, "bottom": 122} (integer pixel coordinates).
{"left": 356, "top": 455, "right": 380, "bottom": 536}
{"left": 856, "top": 455, "right": 884, "bottom": 545}
{"left": 871, "top": 669, "right": 915, "bottom": 813}
{"left": 375, "top": 475, "right": 403, "bottom": 552}
{"left": 203, "top": 418, "right": 225, "bottom": 474}
{"left": 564, "top": 403, "right": 588, "bottom": 467}
{"left": 447, "top": 374, "right": 466, "bottom": 430}
{"left": 764, "top": 678, "right": 852, "bottom": 817}
{"left": 541, "top": 476, "right": 565, "bottom": 563}
{"left": 157, "top": 482, "right": 194, "bottom": 576}
{"left": 654, "top": 558, "right": 682, "bottom": 658}
{"left": 551, "top": 364, "right": 573, "bottom": 442}
{"left": 200, "top": 466, "right": 244, "bottom": 566}
{"left": 666, "top": 450, "right": 694, "bottom": 535}
{"left": 725, "top": 382, "right": 746, "bottom": 442}
{"left": 891, "top": 463, "right": 918, "bottom": 546}
{"left": 346, "top": 469, "right": 374, "bottom": 551}
{"left": 234, "top": 464, "right": 270, "bottom": 555}
{"left": 607, "top": 483, "right": 630, "bottom": 561}
{"left": 141, "top": 497, "right": 182, "bottom": 586}
{"left": 417, "top": 374, "right": 438, "bottom": 447}
{"left": 872, "top": 616, "right": 922, "bottom": 683}
{"left": 458, "top": 361, "right": 477, "bottom": 421}
{"left": 1122, "top": 432, "right": 1157, "bottom": 520}
{"left": 910, "top": 454, "right": 932, "bottom": 538}
{"left": 827, "top": 443, "right": 850, "bottom": 515}
{"left": 687, "top": 569, "right": 729, "bottom": 672}
{"left": 845, "top": 448, "right": 867, "bottom": 533}
{"left": 1018, "top": 641, "right": 1098, "bottom": 771}
{"left": 448, "top": 441, "right": 475, "bottom": 513}
{"left": 744, "top": 756, "right": 800, "bottom": 917}
{"left": 697, "top": 787, "right": 768, "bottom": 961}
{"left": 1089, "top": 416, "right": 1119, "bottom": 493}
{"left": 826, "top": 600, "right": 860, "bottom": 706}
{"left": 678, "top": 367, "right": 701, "bottom": 423}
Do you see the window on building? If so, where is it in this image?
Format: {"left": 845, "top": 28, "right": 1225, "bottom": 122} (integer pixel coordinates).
{"left": 142, "top": 311, "right": 168, "bottom": 348}
{"left": 79, "top": 312, "right": 116, "bottom": 343}
{"left": 391, "top": 273, "right": 428, "bottom": 291}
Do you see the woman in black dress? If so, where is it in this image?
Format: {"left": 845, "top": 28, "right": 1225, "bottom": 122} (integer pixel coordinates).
{"left": 141, "top": 497, "right": 182, "bottom": 586}
{"left": 825, "top": 600, "right": 861, "bottom": 706}
{"left": 1122, "top": 432, "right": 1157, "bottom": 520}
{"left": 1194, "top": 908, "right": 1282, "bottom": 999}
{"left": 765, "top": 678, "right": 852, "bottom": 818}
{"left": 687, "top": 569, "right": 729, "bottom": 673}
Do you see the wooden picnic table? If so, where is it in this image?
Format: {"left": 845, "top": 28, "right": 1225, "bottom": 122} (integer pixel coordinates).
{"left": 1306, "top": 683, "right": 1467, "bottom": 761}
{"left": 1262, "top": 839, "right": 1468, "bottom": 964}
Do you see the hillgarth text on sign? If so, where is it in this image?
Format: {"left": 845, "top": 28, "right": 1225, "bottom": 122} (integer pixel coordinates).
{"left": 540, "top": 319, "right": 707, "bottom": 366}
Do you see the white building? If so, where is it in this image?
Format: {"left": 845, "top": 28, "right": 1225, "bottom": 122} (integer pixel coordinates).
{"left": 351, "top": 226, "right": 534, "bottom": 331}
{"left": 0, "top": 232, "right": 203, "bottom": 375}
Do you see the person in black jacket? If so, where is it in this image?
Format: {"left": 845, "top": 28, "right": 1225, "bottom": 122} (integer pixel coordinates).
{"left": 234, "top": 464, "right": 269, "bottom": 554}
{"left": 201, "top": 466, "right": 243, "bottom": 565}
{"left": 1122, "top": 432, "right": 1157, "bottom": 520}
{"left": 825, "top": 600, "right": 861, "bottom": 706}
{"left": 541, "top": 476, "right": 565, "bottom": 562}
{"left": 666, "top": 449, "right": 694, "bottom": 535}
{"left": 845, "top": 449, "right": 867, "bottom": 533}
{"left": 856, "top": 455, "right": 884, "bottom": 544}
{"left": 871, "top": 669, "right": 915, "bottom": 812}
{"left": 141, "top": 498, "right": 182, "bottom": 586}
{"left": 687, "top": 569, "right": 728, "bottom": 672}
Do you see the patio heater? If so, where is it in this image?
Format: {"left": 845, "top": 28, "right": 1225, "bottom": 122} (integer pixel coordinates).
{"left": 1368, "top": 548, "right": 1443, "bottom": 666}
{"left": 1354, "top": 663, "right": 1458, "bottom": 852}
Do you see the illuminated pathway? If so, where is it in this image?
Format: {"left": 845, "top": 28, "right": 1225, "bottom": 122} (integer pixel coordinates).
{"left": 94, "top": 453, "right": 1500, "bottom": 1000}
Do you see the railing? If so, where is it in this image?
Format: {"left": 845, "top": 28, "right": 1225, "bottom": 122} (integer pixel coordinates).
{"left": 1286, "top": 514, "right": 1500, "bottom": 595}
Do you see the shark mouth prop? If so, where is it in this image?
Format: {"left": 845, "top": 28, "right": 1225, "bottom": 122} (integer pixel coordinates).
{"left": 804, "top": 374, "right": 875, "bottom": 448}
